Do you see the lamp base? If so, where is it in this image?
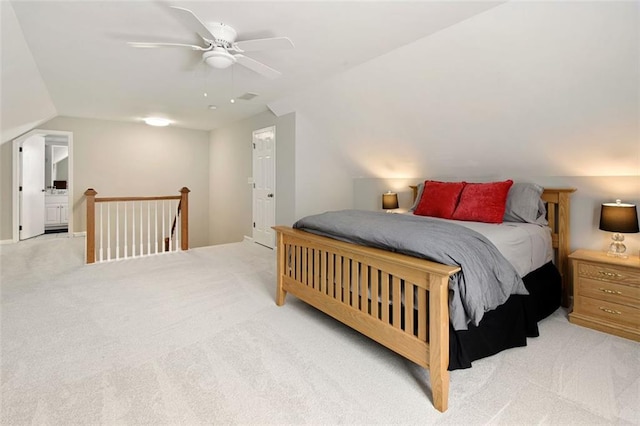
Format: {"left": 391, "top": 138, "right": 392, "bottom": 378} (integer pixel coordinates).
{"left": 606, "top": 233, "right": 628, "bottom": 258}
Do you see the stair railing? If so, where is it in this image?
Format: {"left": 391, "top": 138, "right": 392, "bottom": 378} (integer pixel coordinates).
{"left": 84, "top": 187, "right": 190, "bottom": 264}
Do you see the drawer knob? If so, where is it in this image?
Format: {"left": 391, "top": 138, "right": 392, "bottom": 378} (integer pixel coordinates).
{"left": 599, "top": 288, "right": 622, "bottom": 295}
{"left": 598, "top": 271, "right": 622, "bottom": 279}
{"left": 599, "top": 307, "right": 622, "bottom": 315}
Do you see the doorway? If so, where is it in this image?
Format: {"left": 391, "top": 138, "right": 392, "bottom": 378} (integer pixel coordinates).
{"left": 12, "top": 129, "right": 73, "bottom": 242}
{"left": 252, "top": 126, "right": 276, "bottom": 248}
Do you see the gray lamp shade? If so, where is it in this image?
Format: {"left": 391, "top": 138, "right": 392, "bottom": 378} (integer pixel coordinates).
{"left": 382, "top": 192, "right": 399, "bottom": 210}
{"left": 599, "top": 202, "right": 639, "bottom": 233}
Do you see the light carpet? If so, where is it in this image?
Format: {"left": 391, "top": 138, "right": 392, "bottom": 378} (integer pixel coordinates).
{"left": 1, "top": 235, "right": 638, "bottom": 424}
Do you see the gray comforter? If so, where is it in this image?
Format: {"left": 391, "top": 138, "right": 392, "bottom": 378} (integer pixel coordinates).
{"left": 293, "top": 210, "right": 528, "bottom": 330}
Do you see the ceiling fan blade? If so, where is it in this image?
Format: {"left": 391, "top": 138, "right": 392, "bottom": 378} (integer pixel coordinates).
{"left": 169, "top": 6, "right": 216, "bottom": 42}
{"left": 234, "top": 37, "right": 294, "bottom": 52}
{"left": 234, "top": 55, "right": 282, "bottom": 79}
{"left": 127, "top": 41, "right": 209, "bottom": 51}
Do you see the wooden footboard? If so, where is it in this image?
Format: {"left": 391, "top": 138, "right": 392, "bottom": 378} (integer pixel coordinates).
{"left": 273, "top": 226, "right": 460, "bottom": 412}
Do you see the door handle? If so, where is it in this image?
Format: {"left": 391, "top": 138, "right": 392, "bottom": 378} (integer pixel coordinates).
{"left": 267, "top": 193, "right": 274, "bottom": 198}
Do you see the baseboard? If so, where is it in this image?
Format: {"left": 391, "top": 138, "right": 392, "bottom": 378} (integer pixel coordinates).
{"left": 73, "top": 231, "right": 86, "bottom": 237}
{"left": 0, "top": 239, "right": 16, "bottom": 245}
{"left": 243, "top": 235, "right": 254, "bottom": 243}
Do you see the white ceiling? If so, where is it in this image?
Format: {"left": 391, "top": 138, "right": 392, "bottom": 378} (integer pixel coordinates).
{"left": 9, "top": 1, "right": 502, "bottom": 131}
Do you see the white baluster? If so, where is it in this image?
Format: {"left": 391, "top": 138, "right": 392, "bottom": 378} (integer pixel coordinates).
{"left": 172, "top": 200, "right": 176, "bottom": 252}
{"left": 147, "top": 201, "right": 151, "bottom": 255}
{"left": 139, "top": 200, "right": 144, "bottom": 256}
{"left": 162, "top": 200, "right": 166, "bottom": 253}
{"left": 154, "top": 200, "right": 158, "bottom": 254}
{"left": 116, "top": 202, "right": 120, "bottom": 260}
{"left": 99, "top": 203, "right": 103, "bottom": 262}
{"left": 132, "top": 202, "right": 136, "bottom": 257}
{"left": 124, "top": 202, "right": 128, "bottom": 259}
{"left": 169, "top": 201, "right": 173, "bottom": 252}
{"left": 107, "top": 203, "right": 111, "bottom": 261}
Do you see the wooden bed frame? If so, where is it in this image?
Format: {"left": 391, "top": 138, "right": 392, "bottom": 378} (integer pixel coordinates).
{"left": 273, "top": 187, "right": 575, "bottom": 412}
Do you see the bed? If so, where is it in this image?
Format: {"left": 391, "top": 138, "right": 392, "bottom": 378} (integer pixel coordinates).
{"left": 273, "top": 184, "right": 575, "bottom": 412}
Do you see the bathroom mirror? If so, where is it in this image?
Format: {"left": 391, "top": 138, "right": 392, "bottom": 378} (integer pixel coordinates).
{"left": 51, "top": 145, "right": 69, "bottom": 187}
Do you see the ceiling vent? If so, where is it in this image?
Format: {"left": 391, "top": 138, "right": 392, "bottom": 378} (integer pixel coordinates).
{"left": 238, "top": 92, "right": 259, "bottom": 101}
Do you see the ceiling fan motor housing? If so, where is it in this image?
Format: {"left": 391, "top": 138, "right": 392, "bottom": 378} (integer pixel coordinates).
{"left": 207, "top": 22, "right": 237, "bottom": 45}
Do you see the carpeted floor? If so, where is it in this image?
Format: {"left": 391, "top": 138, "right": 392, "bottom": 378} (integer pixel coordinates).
{"left": 1, "top": 235, "right": 638, "bottom": 424}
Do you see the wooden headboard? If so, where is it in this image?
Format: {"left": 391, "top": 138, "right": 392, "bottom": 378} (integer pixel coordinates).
{"left": 409, "top": 185, "right": 576, "bottom": 307}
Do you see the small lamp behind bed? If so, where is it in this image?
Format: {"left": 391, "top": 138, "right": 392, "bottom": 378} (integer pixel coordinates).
{"left": 382, "top": 191, "right": 399, "bottom": 213}
{"left": 599, "top": 199, "right": 639, "bottom": 258}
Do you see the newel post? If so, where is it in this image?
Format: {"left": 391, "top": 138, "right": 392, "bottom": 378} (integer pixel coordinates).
{"left": 180, "top": 187, "right": 190, "bottom": 251}
{"left": 84, "top": 188, "right": 97, "bottom": 264}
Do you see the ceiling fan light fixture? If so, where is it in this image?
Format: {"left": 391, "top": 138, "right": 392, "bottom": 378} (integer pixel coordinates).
{"left": 143, "top": 117, "right": 171, "bottom": 127}
{"left": 203, "top": 48, "right": 237, "bottom": 69}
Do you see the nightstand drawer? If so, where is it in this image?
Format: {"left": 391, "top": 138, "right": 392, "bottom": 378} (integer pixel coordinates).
{"left": 575, "top": 296, "right": 640, "bottom": 330}
{"left": 577, "top": 262, "right": 640, "bottom": 285}
{"left": 577, "top": 277, "right": 640, "bottom": 308}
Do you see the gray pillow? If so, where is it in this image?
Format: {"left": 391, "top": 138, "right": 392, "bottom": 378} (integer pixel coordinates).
{"left": 503, "top": 182, "right": 547, "bottom": 225}
{"left": 409, "top": 182, "right": 424, "bottom": 212}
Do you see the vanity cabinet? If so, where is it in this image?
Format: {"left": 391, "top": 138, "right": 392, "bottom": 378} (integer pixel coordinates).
{"left": 45, "top": 194, "right": 68, "bottom": 227}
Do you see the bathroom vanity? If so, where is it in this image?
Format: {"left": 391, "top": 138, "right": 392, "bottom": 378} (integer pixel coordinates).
{"left": 45, "top": 192, "right": 68, "bottom": 229}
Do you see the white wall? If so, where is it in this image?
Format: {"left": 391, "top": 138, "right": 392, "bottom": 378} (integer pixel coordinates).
{"left": 268, "top": 1, "right": 639, "bottom": 252}
{"left": 209, "top": 111, "right": 295, "bottom": 245}
{"left": 273, "top": 1, "right": 638, "bottom": 180}
{"left": 0, "top": 1, "right": 57, "bottom": 144}
{"left": 31, "top": 116, "right": 211, "bottom": 248}
{"left": 0, "top": 142, "right": 13, "bottom": 239}
{"left": 294, "top": 113, "right": 353, "bottom": 219}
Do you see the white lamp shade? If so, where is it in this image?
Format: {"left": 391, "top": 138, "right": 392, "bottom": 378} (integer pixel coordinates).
{"left": 203, "top": 49, "right": 237, "bottom": 69}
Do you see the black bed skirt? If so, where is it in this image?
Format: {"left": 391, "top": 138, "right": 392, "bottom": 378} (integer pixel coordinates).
{"left": 448, "top": 261, "right": 562, "bottom": 370}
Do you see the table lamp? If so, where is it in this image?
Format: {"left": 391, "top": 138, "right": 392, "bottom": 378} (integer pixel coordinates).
{"left": 382, "top": 191, "right": 399, "bottom": 212}
{"left": 599, "top": 199, "right": 639, "bottom": 258}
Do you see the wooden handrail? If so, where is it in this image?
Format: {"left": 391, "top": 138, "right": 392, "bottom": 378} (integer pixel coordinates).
{"left": 84, "top": 187, "right": 190, "bottom": 264}
{"left": 95, "top": 195, "right": 181, "bottom": 202}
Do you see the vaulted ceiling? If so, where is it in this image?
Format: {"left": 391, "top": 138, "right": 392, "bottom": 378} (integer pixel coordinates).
{"left": 3, "top": 1, "right": 502, "bottom": 132}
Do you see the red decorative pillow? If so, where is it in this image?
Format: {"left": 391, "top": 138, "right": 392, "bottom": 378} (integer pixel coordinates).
{"left": 413, "top": 180, "right": 466, "bottom": 219}
{"left": 452, "top": 180, "right": 514, "bottom": 223}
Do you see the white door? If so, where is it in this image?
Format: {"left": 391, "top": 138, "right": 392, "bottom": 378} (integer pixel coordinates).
{"left": 252, "top": 126, "right": 276, "bottom": 248}
{"left": 20, "top": 135, "right": 45, "bottom": 240}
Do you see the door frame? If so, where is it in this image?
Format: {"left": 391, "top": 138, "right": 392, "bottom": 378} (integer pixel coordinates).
{"left": 12, "top": 129, "right": 74, "bottom": 243}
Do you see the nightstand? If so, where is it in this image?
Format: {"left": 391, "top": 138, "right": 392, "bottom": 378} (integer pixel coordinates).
{"left": 569, "top": 249, "right": 640, "bottom": 341}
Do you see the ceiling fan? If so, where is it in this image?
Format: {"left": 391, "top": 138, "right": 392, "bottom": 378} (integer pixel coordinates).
{"left": 128, "top": 6, "right": 294, "bottom": 79}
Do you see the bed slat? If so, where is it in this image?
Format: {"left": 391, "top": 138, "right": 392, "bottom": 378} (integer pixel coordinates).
{"left": 381, "top": 273, "right": 390, "bottom": 324}
{"left": 371, "top": 267, "right": 379, "bottom": 319}
{"left": 392, "top": 278, "right": 401, "bottom": 329}
{"left": 406, "top": 282, "right": 415, "bottom": 335}
{"left": 360, "top": 265, "right": 369, "bottom": 313}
